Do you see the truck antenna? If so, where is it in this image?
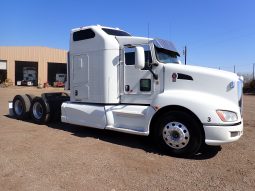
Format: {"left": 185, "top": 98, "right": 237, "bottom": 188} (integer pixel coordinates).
{"left": 147, "top": 23, "right": 150, "bottom": 43}
{"left": 184, "top": 46, "right": 187, "bottom": 65}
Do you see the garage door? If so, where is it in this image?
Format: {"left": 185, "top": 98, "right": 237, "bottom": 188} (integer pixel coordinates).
{"left": 48, "top": 62, "right": 67, "bottom": 85}
{"left": 15, "top": 61, "right": 38, "bottom": 86}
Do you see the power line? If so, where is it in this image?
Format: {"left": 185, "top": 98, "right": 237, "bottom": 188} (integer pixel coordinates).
{"left": 215, "top": 64, "right": 254, "bottom": 74}
{"left": 216, "top": 63, "right": 253, "bottom": 69}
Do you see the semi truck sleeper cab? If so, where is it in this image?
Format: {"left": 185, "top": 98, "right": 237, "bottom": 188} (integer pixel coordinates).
{"left": 11, "top": 25, "right": 243, "bottom": 157}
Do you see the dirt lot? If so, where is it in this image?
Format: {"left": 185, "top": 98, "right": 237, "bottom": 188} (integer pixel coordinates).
{"left": 0, "top": 87, "right": 254, "bottom": 191}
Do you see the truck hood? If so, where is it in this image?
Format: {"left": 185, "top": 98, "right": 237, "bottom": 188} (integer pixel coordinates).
{"left": 166, "top": 64, "right": 238, "bottom": 80}
{"left": 163, "top": 64, "right": 242, "bottom": 110}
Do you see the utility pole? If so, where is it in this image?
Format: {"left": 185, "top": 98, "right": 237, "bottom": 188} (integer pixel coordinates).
{"left": 253, "top": 63, "right": 255, "bottom": 81}
{"left": 184, "top": 46, "right": 187, "bottom": 65}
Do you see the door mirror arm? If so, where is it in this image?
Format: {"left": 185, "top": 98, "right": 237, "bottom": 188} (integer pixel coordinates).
{"left": 148, "top": 67, "right": 158, "bottom": 80}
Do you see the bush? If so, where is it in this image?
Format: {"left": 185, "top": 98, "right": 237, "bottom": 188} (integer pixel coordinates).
{"left": 243, "top": 79, "right": 255, "bottom": 93}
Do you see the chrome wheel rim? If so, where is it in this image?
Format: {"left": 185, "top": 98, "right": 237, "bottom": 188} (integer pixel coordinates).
{"left": 162, "top": 121, "right": 190, "bottom": 149}
{"left": 33, "top": 102, "right": 43, "bottom": 119}
{"left": 14, "top": 100, "right": 23, "bottom": 116}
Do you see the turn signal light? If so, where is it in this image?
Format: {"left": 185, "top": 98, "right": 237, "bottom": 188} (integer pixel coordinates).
{"left": 216, "top": 110, "right": 238, "bottom": 122}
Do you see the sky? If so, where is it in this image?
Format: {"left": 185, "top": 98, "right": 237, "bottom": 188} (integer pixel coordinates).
{"left": 1, "top": 0, "right": 255, "bottom": 74}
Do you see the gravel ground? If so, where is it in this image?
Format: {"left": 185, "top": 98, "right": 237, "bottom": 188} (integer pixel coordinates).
{"left": 0, "top": 87, "right": 254, "bottom": 191}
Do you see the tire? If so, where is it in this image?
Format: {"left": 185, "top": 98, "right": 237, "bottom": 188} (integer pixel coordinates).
{"left": 25, "top": 94, "right": 36, "bottom": 102}
{"left": 30, "top": 97, "right": 50, "bottom": 124}
{"left": 153, "top": 111, "right": 203, "bottom": 157}
{"left": 12, "top": 95, "right": 31, "bottom": 120}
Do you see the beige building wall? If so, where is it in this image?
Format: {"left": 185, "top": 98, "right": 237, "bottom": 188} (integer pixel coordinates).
{"left": 0, "top": 46, "right": 67, "bottom": 84}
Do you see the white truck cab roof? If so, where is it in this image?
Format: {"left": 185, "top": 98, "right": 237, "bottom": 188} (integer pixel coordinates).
{"left": 71, "top": 25, "right": 179, "bottom": 56}
{"left": 71, "top": 25, "right": 131, "bottom": 36}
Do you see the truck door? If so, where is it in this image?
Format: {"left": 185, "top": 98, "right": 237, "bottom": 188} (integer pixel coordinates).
{"left": 121, "top": 44, "right": 154, "bottom": 104}
{"left": 72, "top": 54, "right": 89, "bottom": 101}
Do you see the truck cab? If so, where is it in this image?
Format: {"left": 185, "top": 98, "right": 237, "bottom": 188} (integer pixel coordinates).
{"left": 61, "top": 25, "right": 243, "bottom": 156}
{"left": 12, "top": 25, "right": 243, "bottom": 157}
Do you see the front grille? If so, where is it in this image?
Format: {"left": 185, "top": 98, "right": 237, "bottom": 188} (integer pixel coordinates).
{"left": 237, "top": 79, "right": 243, "bottom": 116}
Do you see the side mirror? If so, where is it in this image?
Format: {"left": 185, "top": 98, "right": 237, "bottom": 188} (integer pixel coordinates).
{"left": 135, "top": 47, "right": 145, "bottom": 69}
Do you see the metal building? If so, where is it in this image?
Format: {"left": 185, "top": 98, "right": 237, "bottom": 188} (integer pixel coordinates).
{"left": 0, "top": 46, "right": 67, "bottom": 86}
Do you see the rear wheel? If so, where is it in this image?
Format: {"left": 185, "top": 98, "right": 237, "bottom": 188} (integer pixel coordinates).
{"left": 153, "top": 111, "right": 203, "bottom": 157}
{"left": 12, "top": 95, "right": 31, "bottom": 119}
{"left": 30, "top": 97, "right": 50, "bottom": 124}
{"left": 25, "top": 94, "right": 35, "bottom": 102}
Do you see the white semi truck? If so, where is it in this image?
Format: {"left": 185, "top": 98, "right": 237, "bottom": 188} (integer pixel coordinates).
{"left": 11, "top": 25, "right": 243, "bottom": 156}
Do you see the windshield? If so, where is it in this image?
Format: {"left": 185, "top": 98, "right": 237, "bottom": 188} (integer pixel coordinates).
{"left": 155, "top": 46, "right": 179, "bottom": 64}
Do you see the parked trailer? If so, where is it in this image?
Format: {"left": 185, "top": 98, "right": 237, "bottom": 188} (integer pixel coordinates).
{"left": 10, "top": 25, "right": 244, "bottom": 157}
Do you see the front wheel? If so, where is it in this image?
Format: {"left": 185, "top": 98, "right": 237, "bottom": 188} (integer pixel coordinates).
{"left": 153, "top": 111, "right": 203, "bottom": 157}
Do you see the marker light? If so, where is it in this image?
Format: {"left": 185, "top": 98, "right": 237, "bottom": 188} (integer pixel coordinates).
{"left": 216, "top": 110, "right": 238, "bottom": 122}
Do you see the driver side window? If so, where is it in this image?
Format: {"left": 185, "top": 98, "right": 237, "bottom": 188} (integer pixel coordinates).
{"left": 124, "top": 45, "right": 152, "bottom": 70}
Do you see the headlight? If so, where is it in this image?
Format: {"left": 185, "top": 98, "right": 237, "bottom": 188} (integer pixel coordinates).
{"left": 216, "top": 110, "right": 238, "bottom": 122}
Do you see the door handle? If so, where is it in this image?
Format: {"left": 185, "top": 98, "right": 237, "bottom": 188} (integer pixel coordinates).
{"left": 125, "top": 85, "right": 130, "bottom": 92}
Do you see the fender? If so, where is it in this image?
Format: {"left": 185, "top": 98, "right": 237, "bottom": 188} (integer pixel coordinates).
{"left": 150, "top": 89, "right": 241, "bottom": 125}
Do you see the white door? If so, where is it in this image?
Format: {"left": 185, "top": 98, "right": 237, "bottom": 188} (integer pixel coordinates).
{"left": 121, "top": 45, "right": 154, "bottom": 104}
{"left": 72, "top": 54, "right": 89, "bottom": 101}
